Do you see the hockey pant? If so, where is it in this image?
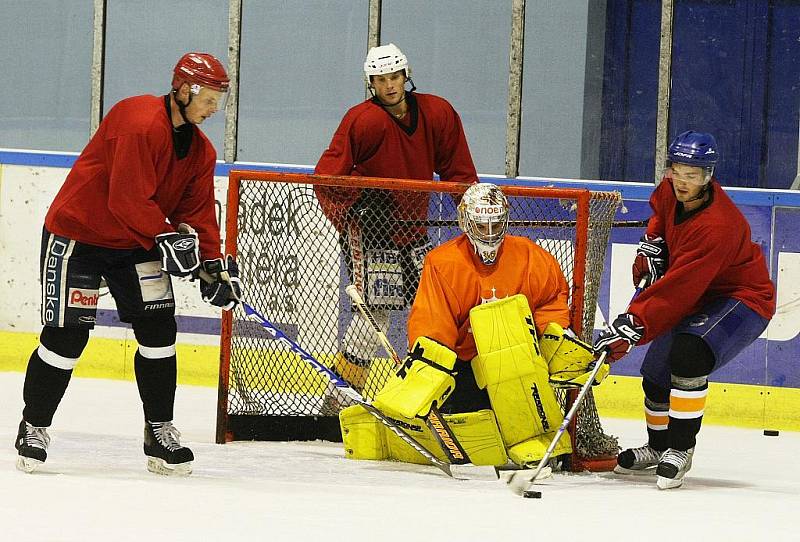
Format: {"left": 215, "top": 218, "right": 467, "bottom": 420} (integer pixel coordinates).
{"left": 339, "top": 405, "right": 508, "bottom": 467}
{"left": 469, "top": 294, "right": 571, "bottom": 466}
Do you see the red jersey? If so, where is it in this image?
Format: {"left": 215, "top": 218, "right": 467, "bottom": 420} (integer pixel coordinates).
{"left": 408, "top": 234, "right": 570, "bottom": 361}
{"left": 314, "top": 92, "right": 478, "bottom": 244}
{"left": 628, "top": 178, "right": 775, "bottom": 343}
{"left": 45, "top": 95, "right": 222, "bottom": 260}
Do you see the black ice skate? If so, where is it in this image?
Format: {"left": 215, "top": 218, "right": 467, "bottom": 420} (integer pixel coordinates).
{"left": 614, "top": 443, "right": 663, "bottom": 475}
{"left": 15, "top": 419, "right": 50, "bottom": 473}
{"left": 656, "top": 447, "right": 694, "bottom": 489}
{"left": 144, "top": 421, "right": 194, "bottom": 476}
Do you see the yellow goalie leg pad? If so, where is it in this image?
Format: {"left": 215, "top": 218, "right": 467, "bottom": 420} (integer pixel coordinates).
{"left": 340, "top": 405, "right": 507, "bottom": 466}
{"left": 539, "top": 322, "right": 609, "bottom": 386}
{"left": 470, "top": 295, "right": 571, "bottom": 462}
{"left": 507, "top": 431, "right": 572, "bottom": 466}
{"left": 433, "top": 409, "right": 508, "bottom": 466}
{"left": 372, "top": 337, "right": 457, "bottom": 419}
{"left": 340, "top": 404, "right": 389, "bottom": 460}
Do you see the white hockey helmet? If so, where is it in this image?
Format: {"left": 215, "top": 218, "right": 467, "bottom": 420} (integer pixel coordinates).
{"left": 457, "top": 183, "right": 509, "bottom": 265}
{"left": 364, "top": 43, "right": 411, "bottom": 80}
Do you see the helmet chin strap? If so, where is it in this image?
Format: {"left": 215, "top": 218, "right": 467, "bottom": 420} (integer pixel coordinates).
{"left": 171, "top": 89, "right": 193, "bottom": 126}
{"left": 684, "top": 183, "right": 709, "bottom": 202}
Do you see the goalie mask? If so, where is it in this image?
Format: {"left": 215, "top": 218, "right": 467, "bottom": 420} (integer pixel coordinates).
{"left": 457, "top": 183, "right": 509, "bottom": 265}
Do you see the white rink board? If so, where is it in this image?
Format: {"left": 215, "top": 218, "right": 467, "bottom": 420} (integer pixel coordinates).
{"left": 0, "top": 164, "right": 240, "bottom": 346}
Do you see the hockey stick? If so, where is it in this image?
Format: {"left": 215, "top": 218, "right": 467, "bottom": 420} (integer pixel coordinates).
{"left": 344, "top": 284, "right": 499, "bottom": 481}
{"left": 177, "top": 224, "right": 259, "bottom": 413}
{"left": 519, "top": 280, "right": 646, "bottom": 498}
{"left": 199, "top": 270, "right": 477, "bottom": 480}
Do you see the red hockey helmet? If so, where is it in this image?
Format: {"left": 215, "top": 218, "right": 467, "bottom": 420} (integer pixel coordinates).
{"left": 172, "top": 52, "right": 230, "bottom": 92}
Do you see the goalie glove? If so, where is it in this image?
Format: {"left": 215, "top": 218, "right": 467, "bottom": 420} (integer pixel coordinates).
{"left": 539, "top": 322, "right": 609, "bottom": 386}
{"left": 199, "top": 255, "right": 242, "bottom": 311}
{"left": 155, "top": 230, "right": 200, "bottom": 278}
{"left": 593, "top": 313, "right": 644, "bottom": 362}
{"left": 372, "top": 337, "right": 457, "bottom": 419}
{"left": 632, "top": 234, "right": 668, "bottom": 288}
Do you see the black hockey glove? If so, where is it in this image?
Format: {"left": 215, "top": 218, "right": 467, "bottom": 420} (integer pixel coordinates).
{"left": 593, "top": 313, "right": 644, "bottom": 362}
{"left": 155, "top": 231, "right": 200, "bottom": 278}
{"left": 199, "top": 255, "right": 242, "bottom": 311}
{"left": 632, "top": 234, "right": 668, "bottom": 288}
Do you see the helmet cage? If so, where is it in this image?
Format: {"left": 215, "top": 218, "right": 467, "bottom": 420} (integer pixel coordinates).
{"left": 457, "top": 184, "right": 509, "bottom": 265}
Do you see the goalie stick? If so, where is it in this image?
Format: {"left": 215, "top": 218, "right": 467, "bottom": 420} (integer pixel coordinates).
{"left": 519, "top": 279, "right": 646, "bottom": 498}
{"left": 344, "top": 284, "right": 499, "bottom": 481}
{"left": 198, "top": 270, "right": 489, "bottom": 480}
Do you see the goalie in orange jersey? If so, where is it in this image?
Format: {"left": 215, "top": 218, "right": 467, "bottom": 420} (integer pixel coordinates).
{"left": 341, "top": 183, "right": 606, "bottom": 467}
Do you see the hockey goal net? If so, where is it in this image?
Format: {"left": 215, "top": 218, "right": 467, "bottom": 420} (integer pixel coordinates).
{"left": 216, "top": 171, "right": 622, "bottom": 471}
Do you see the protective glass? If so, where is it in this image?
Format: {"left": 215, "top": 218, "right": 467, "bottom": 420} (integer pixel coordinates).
{"left": 191, "top": 85, "right": 229, "bottom": 113}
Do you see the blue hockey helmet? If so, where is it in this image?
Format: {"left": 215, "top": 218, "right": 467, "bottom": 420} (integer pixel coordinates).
{"left": 667, "top": 131, "right": 719, "bottom": 168}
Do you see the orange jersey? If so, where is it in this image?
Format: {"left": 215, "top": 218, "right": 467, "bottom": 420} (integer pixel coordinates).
{"left": 407, "top": 234, "right": 570, "bottom": 361}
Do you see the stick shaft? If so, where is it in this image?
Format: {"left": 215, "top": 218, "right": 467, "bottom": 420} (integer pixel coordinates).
{"left": 344, "top": 285, "right": 475, "bottom": 465}
{"left": 522, "top": 280, "right": 646, "bottom": 493}
{"left": 238, "top": 299, "right": 455, "bottom": 477}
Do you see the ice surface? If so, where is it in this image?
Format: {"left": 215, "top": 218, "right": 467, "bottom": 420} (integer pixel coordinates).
{"left": 1, "top": 372, "right": 797, "bottom": 541}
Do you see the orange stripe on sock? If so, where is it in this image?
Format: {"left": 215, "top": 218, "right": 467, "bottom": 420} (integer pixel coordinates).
{"left": 645, "top": 411, "right": 668, "bottom": 427}
{"left": 669, "top": 389, "right": 707, "bottom": 418}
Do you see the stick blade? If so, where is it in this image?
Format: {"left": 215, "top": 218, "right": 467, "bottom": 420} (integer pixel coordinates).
{"left": 503, "top": 466, "right": 553, "bottom": 495}
{"left": 449, "top": 464, "right": 499, "bottom": 481}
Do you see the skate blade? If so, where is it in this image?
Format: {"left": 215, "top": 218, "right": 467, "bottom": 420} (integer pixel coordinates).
{"left": 613, "top": 465, "right": 658, "bottom": 476}
{"left": 16, "top": 456, "right": 44, "bottom": 474}
{"left": 449, "top": 464, "right": 499, "bottom": 481}
{"left": 146, "top": 457, "right": 192, "bottom": 477}
{"left": 656, "top": 475, "right": 684, "bottom": 490}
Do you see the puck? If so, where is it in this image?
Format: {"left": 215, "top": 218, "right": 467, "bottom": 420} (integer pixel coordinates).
{"left": 523, "top": 490, "right": 542, "bottom": 499}
{"left": 763, "top": 429, "right": 779, "bottom": 436}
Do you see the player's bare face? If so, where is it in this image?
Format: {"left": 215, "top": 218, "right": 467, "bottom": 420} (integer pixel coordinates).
{"left": 371, "top": 71, "right": 407, "bottom": 107}
{"left": 184, "top": 88, "right": 225, "bottom": 125}
{"left": 671, "top": 163, "right": 707, "bottom": 203}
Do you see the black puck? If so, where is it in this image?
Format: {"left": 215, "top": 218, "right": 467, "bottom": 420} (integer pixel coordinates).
{"left": 523, "top": 490, "right": 542, "bottom": 499}
{"left": 763, "top": 429, "right": 780, "bottom": 436}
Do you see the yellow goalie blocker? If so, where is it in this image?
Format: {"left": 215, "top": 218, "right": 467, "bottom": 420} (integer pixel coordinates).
{"left": 372, "top": 336, "right": 457, "bottom": 420}
{"left": 539, "top": 322, "right": 609, "bottom": 387}
{"left": 339, "top": 405, "right": 508, "bottom": 466}
{"left": 469, "top": 294, "right": 572, "bottom": 466}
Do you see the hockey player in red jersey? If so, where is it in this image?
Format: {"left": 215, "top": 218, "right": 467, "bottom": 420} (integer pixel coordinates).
{"left": 594, "top": 131, "right": 775, "bottom": 489}
{"left": 15, "top": 52, "right": 242, "bottom": 476}
{"left": 314, "top": 43, "right": 478, "bottom": 410}
{"left": 340, "top": 183, "right": 603, "bottom": 467}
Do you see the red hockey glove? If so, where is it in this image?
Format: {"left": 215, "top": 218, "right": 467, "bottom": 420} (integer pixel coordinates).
{"left": 593, "top": 313, "right": 644, "bottom": 362}
{"left": 632, "top": 234, "right": 668, "bottom": 288}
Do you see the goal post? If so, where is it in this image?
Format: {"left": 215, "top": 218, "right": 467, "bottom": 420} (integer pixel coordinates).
{"left": 216, "top": 170, "right": 622, "bottom": 471}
